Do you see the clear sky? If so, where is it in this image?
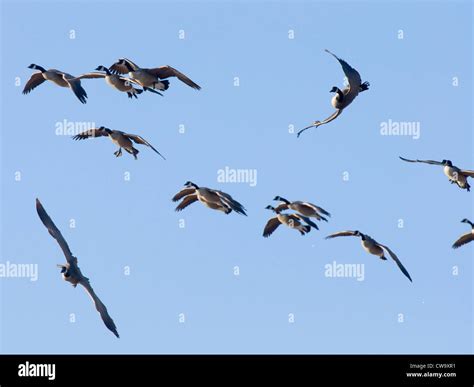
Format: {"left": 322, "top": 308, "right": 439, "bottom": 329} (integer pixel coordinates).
{"left": 0, "top": 0, "right": 472, "bottom": 354}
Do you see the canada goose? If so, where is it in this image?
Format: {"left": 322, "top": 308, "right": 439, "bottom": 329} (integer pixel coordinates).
{"left": 452, "top": 219, "right": 474, "bottom": 249}
{"left": 109, "top": 58, "right": 201, "bottom": 91}
{"left": 263, "top": 205, "right": 317, "bottom": 237}
{"left": 35, "top": 199, "right": 119, "bottom": 338}
{"left": 23, "top": 64, "right": 88, "bottom": 104}
{"left": 172, "top": 181, "right": 247, "bottom": 215}
{"left": 399, "top": 157, "right": 474, "bottom": 191}
{"left": 297, "top": 50, "right": 369, "bottom": 137}
{"left": 73, "top": 65, "right": 160, "bottom": 98}
{"left": 325, "top": 230, "right": 412, "bottom": 282}
{"left": 72, "top": 126, "right": 165, "bottom": 160}
{"left": 273, "top": 196, "right": 330, "bottom": 222}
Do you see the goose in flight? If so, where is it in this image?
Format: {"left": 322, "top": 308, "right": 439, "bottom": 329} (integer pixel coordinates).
{"left": 172, "top": 181, "right": 247, "bottom": 215}
{"left": 263, "top": 205, "right": 318, "bottom": 237}
{"left": 72, "top": 127, "right": 165, "bottom": 160}
{"left": 35, "top": 199, "right": 119, "bottom": 338}
{"left": 273, "top": 196, "right": 330, "bottom": 222}
{"left": 23, "top": 64, "right": 88, "bottom": 104}
{"left": 109, "top": 58, "right": 201, "bottom": 92}
{"left": 452, "top": 219, "right": 474, "bottom": 249}
{"left": 325, "top": 230, "right": 412, "bottom": 282}
{"left": 399, "top": 157, "right": 474, "bottom": 191}
{"left": 72, "top": 65, "right": 161, "bottom": 98}
{"left": 297, "top": 50, "right": 369, "bottom": 137}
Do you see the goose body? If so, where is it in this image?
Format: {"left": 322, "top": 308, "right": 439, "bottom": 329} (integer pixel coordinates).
{"left": 400, "top": 157, "right": 474, "bottom": 191}
{"left": 36, "top": 199, "right": 119, "bottom": 338}
{"left": 263, "top": 205, "right": 317, "bottom": 237}
{"left": 297, "top": 49, "right": 369, "bottom": 137}
{"left": 23, "top": 64, "right": 88, "bottom": 103}
{"left": 273, "top": 196, "right": 330, "bottom": 222}
{"left": 109, "top": 58, "right": 201, "bottom": 92}
{"left": 452, "top": 219, "right": 474, "bottom": 249}
{"left": 173, "top": 182, "right": 247, "bottom": 215}
{"left": 73, "top": 126, "right": 165, "bottom": 160}
{"left": 325, "top": 230, "right": 412, "bottom": 282}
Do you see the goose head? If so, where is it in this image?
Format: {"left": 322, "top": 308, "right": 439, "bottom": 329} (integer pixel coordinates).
{"left": 95, "top": 65, "right": 111, "bottom": 75}
{"left": 461, "top": 219, "right": 474, "bottom": 228}
{"left": 265, "top": 205, "right": 279, "bottom": 213}
{"left": 441, "top": 160, "right": 453, "bottom": 167}
{"left": 28, "top": 64, "right": 46, "bottom": 72}
{"left": 184, "top": 181, "right": 199, "bottom": 189}
{"left": 273, "top": 196, "right": 290, "bottom": 204}
{"left": 353, "top": 230, "right": 365, "bottom": 239}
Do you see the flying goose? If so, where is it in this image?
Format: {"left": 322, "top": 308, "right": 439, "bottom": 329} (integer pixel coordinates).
{"left": 263, "top": 205, "right": 318, "bottom": 237}
{"left": 325, "top": 230, "right": 412, "bottom": 282}
{"left": 172, "top": 181, "right": 247, "bottom": 215}
{"left": 399, "top": 157, "right": 474, "bottom": 191}
{"left": 109, "top": 58, "right": 201, "bottom": 91}
{"left": 73, "top": 65, "right": 160, "bottom": 98}
{"left": 297, "top": 50, "right": 369, "bottom": 137}
{"left": 452, "top": 219, "right": 474, "bottom": 249}
{"left": 36, "top": 199, "right": 119, "bottom": 338}
{"left": 23, "top": 64, "right": 88, "bottom": 104}
{"left": 273, "top": 196, "right": 330, "bottom": 222}
{"left": 72, "top": 127, "right": 165, "bottom": 160}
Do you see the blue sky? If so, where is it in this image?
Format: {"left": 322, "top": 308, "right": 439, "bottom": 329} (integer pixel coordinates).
{"left": 0, "top": 0, "right": 472, "bottom": 354}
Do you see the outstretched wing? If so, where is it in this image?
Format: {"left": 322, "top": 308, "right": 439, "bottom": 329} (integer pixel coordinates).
{"left": 72, "top": 128, "right": 109, "bottom": 140}
{"left": 109, "top": 58, "right": 139, "bottom": 74}
{"left": 175, "top": 194, "right": 199, "bottom": 212}
{"left": 378, "top": 243, "right": 412, "bottom": 282}
{"left": 325, "top": 49, "right": 362, "bottom": 93}
{"left": 172, "top": 187, "right": 196, "bottom": 202}
{"left": 214, "top": 190, "right": 247, "bottom": 216}
{"left": 460, "top": 169, "right": 474, "bottom": 177}
{"left": 23, "top": 72, "right": 46, "bottom": 94}
{"left": 303, "top": 202, "right": 331, "bottom": 217}
{"left": 294, "top": 214, "right": 319, "bottom": 230}
{"left": 263, "top": 217, "right": 281, "bottom": 238}
{"left": 125, "top": 134, "right": 166, "bottom": 160}
{"left": 149, "top": 66, "right": 201, "bottom": 90}
{"left": 297, "top": 109, "right": 343, "bottom": 137}
{"left": 73, "top": 72, "right": 106, "bottom": 80}
{"left": 325, "top": 230, "right": 358, "bottom": 239}
{"left": 79, "top": 278, "right": 119, "bottom": 338}
{"left": 399, "top": 157, "right": 444, "bottom": 166}
{"left": 452, "top": 232, "right": 474, "bottom": 249}
{"left": 36, "top": 198, "right": 75, "bottom": 265}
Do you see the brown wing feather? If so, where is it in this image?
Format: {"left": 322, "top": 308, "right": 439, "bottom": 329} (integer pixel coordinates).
{"left": 378, "top": 243, "right": 412, "bottom": 282}
{"left": 72, "top": 128, "right": 109, "bottom": 140}
{"left": 175, "top": 194, "right": 198, "bottom": 212}
{"left": 325, "top": 230, "right": 357, "bottom": 239}
{"left": 125, "top": 134, "right": 166, "bottom": 160}
{"left": 149, "top": 66, "right": 201, "bottom": 90}
{"left": 23, "top": 72, "right": 46, "bottom": 94}
{"left": 452, "top": 232, "right": 474, "bottom": 249}
{"left": 263, "top": 217, "right": 282, "bottom": 238}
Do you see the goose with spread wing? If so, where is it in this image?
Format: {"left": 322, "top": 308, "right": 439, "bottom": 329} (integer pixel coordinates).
{"left": 399, "top": 157, "right": 474, "bottom": 191}
{"left": 23, "top": 64, "right": 88, "bottom": 104}
{"left": 325, "top": 230, "right": 412, "bottom": 282}
{"left": 109, "top": 58, "right": 201, "bottom": 92}
{"left": 172, "top": 181, "right": 247, "bottom": 215}
{"left": 297, "top": 50, "right": 369, "bottom": 137}
{"left": 452, "top": 219, "right": 474, "bottom": 249}
{"left": 263, "top": 205, "right": 318, "bottom": 237}
{"left": 36, "top": 199, "right": 119, "bottom": 338}
{"left": 72, "top": 65, "right": 160, "bottom": 98}
{"left": 72, "top": 126, "right": 165, "bottom": 160}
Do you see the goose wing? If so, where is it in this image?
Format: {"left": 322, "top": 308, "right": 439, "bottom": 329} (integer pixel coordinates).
{"left": 109, "top": 58, "right": 139, "bottom": 74}
{"left": 325, "top": 230, "right": 358, "bottom": 239}
{"left": 175, "top": 194, "right": 199, "bottom": 212}
{"left": 78, "top": 277, "right": 119, "bottom": 338}
{"left": 378, "top": 243, "right": 412, "bottom": 282}
{"left": 263, "top": 217, "right": 282, "bottom": 237}
{"left": 73, "top": 128, "right": 109, "bottom": 140}
{"left": 73, "top": 72, "right": 106, "bottom": 80}
{"left": 172, "top": 188, "right": 196, "bottom": 202}
{"left": 399, "top": 157, "right": 444, "bottom": 166}
{"left": 62, "top": 74, "right": 88, "bottom": 104}
{"left": 214, "top": 190, "right": 247, "bottom": 215}
{"left": 148, "top": 66, "right": 201, "bottom": 90}
{"left": 23, "top": 72, "right": 46, "bottom": 94}
{"left": 325, "top": 49, "right": 361, "bottom": 93}
{"left": 452, "top": 232, "right": 474, "bottom": 249}
{"left": 297, "top": 109, "right": 343, "bottom": 137}
{"left": 459, "top": 169, "right": 474, "bottom": 177}
{"left": 36, "top": 198, "right": 75, "bottom": 265}
{"left": 302, "top": 202, "right": 331, "bottom": 217}
{"left": 125, "top": 134, "right": 166, "bottom": 160}
{"left": 294, "top": 214, "right": 319, "bottom": 230}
